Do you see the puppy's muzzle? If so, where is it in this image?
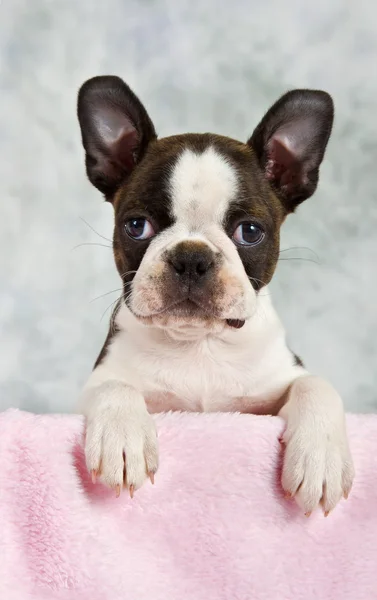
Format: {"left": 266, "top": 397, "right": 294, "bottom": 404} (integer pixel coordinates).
{"left": 166, "top": 241, "right": 246, "bottom": 328}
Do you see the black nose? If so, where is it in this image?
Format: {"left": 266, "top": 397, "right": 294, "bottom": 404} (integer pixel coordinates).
{"left": 168, "top": 242, "right": 215, "bottom": 280}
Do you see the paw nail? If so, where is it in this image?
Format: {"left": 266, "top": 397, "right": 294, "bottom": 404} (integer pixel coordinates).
{"left": 129, "top": 485, "right": 135, "bottom": 499}
{"left": 284, "top": 492, "right": 292, "bottom": 500}
{"left": 324, "top": 510, "right": 330, "bottom": 517}
{"left": 91, "top": 470, "right": 97, "bottom": 484}
{"left": 305, "top": 511, "right": 312, "bottom": 518}
{"left": 115, "top": 484, "right": 121, "bottom": 498}
{"left": 149, "top": 472, "right": 155, "bottom": 485}
{"left": 344, "top": 491, "right": 349, "bottom": 500}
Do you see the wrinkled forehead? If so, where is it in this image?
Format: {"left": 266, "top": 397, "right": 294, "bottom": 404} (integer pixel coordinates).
{"left": 115, "top": 134, "right": 278, "bottom": 229}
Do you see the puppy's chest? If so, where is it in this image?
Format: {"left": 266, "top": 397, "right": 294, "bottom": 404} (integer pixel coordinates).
{"left": 137, "top": 342, "right": 264, "bottom": 412}
{"left": 109, "top": 329, "right": 295, "bottom": 413}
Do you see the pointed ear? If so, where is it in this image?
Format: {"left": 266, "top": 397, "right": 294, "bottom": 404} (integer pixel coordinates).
{"left": 248, "top": 89, "right": 334, "bottom": 212}
{"left": 77, "top": 76, "right": 157, "bottom": 200}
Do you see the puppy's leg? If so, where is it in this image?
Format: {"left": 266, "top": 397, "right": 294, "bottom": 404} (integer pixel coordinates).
{"left": 79, "top": 380, "right": 158, "bottom": 495}
{"left": 279, "top": 375, "right": 354, "bottom": 515}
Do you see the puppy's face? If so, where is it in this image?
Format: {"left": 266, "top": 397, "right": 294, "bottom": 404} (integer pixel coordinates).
{"left": 113, "top": 135, "right": 284, "bottom": 329}
{"left": 78, "top": 77, "right": 333, "bottom": 331}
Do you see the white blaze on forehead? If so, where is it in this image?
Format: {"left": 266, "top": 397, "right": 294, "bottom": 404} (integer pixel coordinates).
{"left": 169, "top": 147, "right": 238, "bottom": 231}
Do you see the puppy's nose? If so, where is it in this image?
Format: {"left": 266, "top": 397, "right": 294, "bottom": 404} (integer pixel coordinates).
{"left": 170, "top": 255, "right": 212, "bottom": 277}
{"left": 168, "top": 242, "right": 215, "bottom": 280}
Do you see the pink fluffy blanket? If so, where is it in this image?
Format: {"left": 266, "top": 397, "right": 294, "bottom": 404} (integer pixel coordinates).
{"left": 0, "top": 409, "right": 376, "bottom": 600}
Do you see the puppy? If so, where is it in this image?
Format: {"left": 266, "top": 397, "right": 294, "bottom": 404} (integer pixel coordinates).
{"left": 77, "top": 76, "right": 354, "bottom": 515}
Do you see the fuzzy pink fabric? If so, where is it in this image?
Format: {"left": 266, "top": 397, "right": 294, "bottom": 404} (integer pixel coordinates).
{"left": 0, "top": 409, "right": 376, "bottom": 600}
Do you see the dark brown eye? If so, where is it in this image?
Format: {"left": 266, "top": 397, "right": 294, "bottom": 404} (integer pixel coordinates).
{"left": 232, "top": 222, "right": 264, "bottom": 246}
{"left": 125, "top": 218, "right": 155, "bottom": 240}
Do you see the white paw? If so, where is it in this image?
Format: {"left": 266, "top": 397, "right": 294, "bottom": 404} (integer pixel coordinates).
{"left": 84, "top": 392, "right": 158, "bottom": 496}
{"left": 280, "top": 424, "right": 354, "bottom": 515}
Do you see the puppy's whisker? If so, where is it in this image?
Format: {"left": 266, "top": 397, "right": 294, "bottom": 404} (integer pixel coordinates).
{"left": 90, "top": 288, "right": 123, "bottom": 303}
{"left": 248, "top": 276, "right": 269, "bottom": 288}
{"left": 279, "top": 246, "right": 319, "bottom": 261}
{"left": 123, "top": 290, "right": 133, "bottom": 303}
{"left": 278, "top": 257, "right": 321, "bottom": 265}
{"left": 109, "top": 299, "right": 122, "bottom": 335}
{"left": 93, "top": 281, "right": 133, "bottom": 308}
{"left": 71, "top": 242, "right": 112, "bottom": 251}
{"left": 80, "top": 217, "right": 112, "bottom": 243}
{"left": 101, "top": 296, "right": 122, "bottom": 324}
{"left": 119, "top": 270, "right": 137, "bottom": 280}
{"left": 247, "top": 276, "right": 271, "bottom": 298}
{"left": 125, "top": 288, "right": 142, "bottom": 305}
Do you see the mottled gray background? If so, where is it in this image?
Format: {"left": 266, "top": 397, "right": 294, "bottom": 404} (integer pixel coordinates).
{"left": 1, "top": 0, "right": 376, "bottom": 414}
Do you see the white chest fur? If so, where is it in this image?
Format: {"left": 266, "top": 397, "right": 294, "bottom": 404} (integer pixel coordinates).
{"left": 85, "top": 293, "right": 303, "bottom": 414}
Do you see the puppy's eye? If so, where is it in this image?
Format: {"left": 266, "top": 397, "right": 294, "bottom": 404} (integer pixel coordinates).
{"left": 232, "top": 222, "right": 264, "bottom": 246}
{"left": 125, "top": 218, "right": 155, "bottom": 241}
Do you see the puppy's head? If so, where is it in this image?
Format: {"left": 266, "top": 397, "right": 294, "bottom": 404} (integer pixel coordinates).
{"left": 78, "top": 76, "right": 333, "bottom": 332}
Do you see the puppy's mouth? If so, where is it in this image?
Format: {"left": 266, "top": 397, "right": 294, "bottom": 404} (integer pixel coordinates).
{"left": 168, "top": 300, "right": 244, "bottom": 328}
{"left": 134, "top": 297, "right": 215, "bottom": 319}
{"left": 129, "top": 296, "right": 245, "bottom": 329}
{"left": 226, "top": 319, "right": 245, "bottom": 329}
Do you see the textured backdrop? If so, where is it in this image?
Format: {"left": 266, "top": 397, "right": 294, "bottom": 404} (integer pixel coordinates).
{"left": 1, "top": 0, "right": 376, "bottom": 413}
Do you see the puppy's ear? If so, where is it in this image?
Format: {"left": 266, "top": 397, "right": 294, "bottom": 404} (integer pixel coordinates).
{"left": 77, "top": 76, "right": 157, "bottom": 199}
{"left": 248, "top": 89, "right": 334, "bottom": 212}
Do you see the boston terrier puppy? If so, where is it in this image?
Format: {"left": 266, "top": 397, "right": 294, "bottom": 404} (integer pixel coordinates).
{"left": 77, "top": 76, "right": 354, "bottom": 515}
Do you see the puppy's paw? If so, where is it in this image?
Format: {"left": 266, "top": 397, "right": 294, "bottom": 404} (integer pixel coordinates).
{"left": 281, "top": 424, "right": 354, "bottom": 516}
{"left": 84, "top": 401, "right": 158, "bottom": 496}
